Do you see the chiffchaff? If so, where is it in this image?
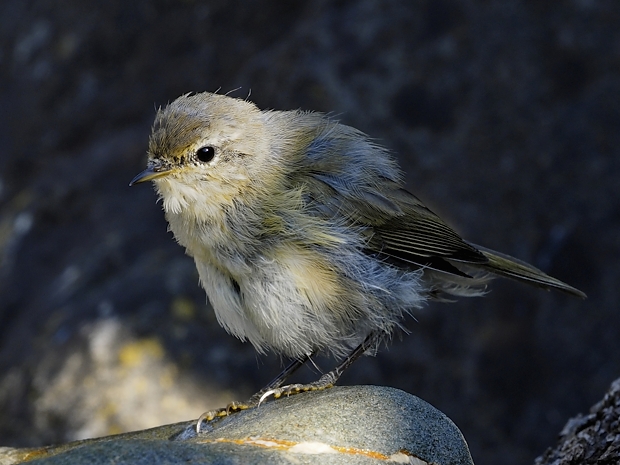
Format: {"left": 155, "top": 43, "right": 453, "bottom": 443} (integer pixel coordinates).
{"left": 131, "top": 92, "right": 585, "bottom": 428}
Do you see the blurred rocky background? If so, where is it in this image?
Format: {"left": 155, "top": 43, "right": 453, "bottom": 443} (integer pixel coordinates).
{"left": 0, "top": 1, "right": 618, "bottom": 464}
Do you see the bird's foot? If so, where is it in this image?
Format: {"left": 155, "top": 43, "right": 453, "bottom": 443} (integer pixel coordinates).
{"left": 257, "top": 371, "right": 338, "bottom": 405}
{"left": 195, "top": 372, "right": 339, "bottom": 432}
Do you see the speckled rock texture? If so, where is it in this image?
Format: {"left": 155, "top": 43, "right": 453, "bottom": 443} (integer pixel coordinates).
{"left": 0, "top": 2, "right": 618, "bottom": 465}
{"left": 534, "top": 377, "right": 620, "bottom": 465}
{"left": 0, "top": 386, "right": 474, "bottom": 465}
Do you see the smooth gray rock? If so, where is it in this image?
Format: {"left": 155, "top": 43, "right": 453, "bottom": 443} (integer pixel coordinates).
{"left": 1, "top": 386, "right": 474, "bottom": 464}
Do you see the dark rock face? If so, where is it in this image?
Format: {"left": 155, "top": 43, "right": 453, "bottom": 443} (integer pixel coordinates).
{"left": 0, "top": 2, "right": 618, "bottom": 465}
{"left": 535, "top": 378, "right": 620, "bottom": 465}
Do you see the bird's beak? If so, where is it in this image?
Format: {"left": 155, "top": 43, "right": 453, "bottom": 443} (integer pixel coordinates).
{"left": 129, "top": 165, "right": 171, "bottom": 186}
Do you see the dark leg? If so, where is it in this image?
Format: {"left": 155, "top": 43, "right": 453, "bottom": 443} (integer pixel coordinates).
{"left": 196, "top": 354, "right": 310, "bottom": 431}
{"left": 258, "top": 331, "right": 380, "bottom": 404}
{"left": 196, "top": 332, "right": 380, "bottom": 432}
{"left": 247, "top": 354, "right": 311, "bottom": 404}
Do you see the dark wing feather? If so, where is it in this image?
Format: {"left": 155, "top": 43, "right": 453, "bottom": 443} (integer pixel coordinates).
{"left": 368, "top": 189, "right": 586, "bottom": 297}
{"left": 307, "top": 172, "right": 489, "bottom": 274}
{"left": 364, "top": 188, "right": 490, "bottom": 276}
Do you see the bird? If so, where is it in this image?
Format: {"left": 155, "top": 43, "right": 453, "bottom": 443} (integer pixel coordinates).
{"left": 130, "top": 91, "right": 585, "bottom": 429}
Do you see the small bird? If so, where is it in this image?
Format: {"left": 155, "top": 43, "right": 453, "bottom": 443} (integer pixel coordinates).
{"left": 131, "top": 92, "right": 585, "bottom": 428}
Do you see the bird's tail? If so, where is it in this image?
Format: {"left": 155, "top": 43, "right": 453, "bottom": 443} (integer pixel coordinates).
{"left": 468, "top": 243, "right": 586, "bottom": 299}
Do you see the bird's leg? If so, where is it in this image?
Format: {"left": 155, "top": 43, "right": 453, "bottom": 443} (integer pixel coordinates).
{"left": 196, "top": 354, "right": 310, "bottom": 431}
{"left": 258, "top": 331, "right": 380, "bottom": 405}
{"left": 196, "top": 332, "right": 380, "bottom": 432}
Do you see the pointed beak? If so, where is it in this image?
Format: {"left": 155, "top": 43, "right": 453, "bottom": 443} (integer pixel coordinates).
{"left": 129, "top": 165, "right": 171, "bottom": 186}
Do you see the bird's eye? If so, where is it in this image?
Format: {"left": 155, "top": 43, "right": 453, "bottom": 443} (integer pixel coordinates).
{"left": 196, "top": 146, "right": 215, "bottom": 163}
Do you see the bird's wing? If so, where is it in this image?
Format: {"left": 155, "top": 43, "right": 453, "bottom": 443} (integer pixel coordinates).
{"left": 359, "top": 185, "right": 490, "bottom": 276}
{"left": 306, "top": 173, "right": 586, "bottom": 298}
{"left": 306, "top": 172, "right": 488, "bottom": 275}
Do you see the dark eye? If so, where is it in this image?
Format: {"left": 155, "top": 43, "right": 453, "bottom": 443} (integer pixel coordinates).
{"left": 196, "top": 146, "right": 215, "bottom": 163}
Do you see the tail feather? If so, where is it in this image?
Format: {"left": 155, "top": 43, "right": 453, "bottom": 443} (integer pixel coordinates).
{"left": 468, "top": 243, "right": 587, "bottom": 299}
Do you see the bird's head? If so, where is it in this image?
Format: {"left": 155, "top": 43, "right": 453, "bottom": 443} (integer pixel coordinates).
{"left": 130, "top": 92, "right": 275, "bottom": 219}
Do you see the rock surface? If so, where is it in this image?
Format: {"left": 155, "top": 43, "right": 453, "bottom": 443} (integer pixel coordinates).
{"left": 0, "top": 386, "right": 474, "bottom": 465}
{"left": 534, "top": 377, "right": 620, "bottom": 465}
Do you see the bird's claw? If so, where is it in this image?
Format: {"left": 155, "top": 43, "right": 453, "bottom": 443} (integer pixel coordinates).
{"left": 195, "top": 401, "right": 253, "bottom": 433}
{"left": 257, "top": 380, "right": 334, "bottom": 407}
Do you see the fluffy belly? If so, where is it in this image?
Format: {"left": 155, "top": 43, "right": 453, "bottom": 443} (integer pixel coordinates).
{"left": 193, "top": 238, "right": 425, "bottom": 359}
{"left": 194, "top": 244, "right": 366, "bottom": 358}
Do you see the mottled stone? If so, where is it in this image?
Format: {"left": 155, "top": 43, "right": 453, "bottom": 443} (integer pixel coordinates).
{"left": 0, "top": 386, "right": 474, "bottom": 465}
